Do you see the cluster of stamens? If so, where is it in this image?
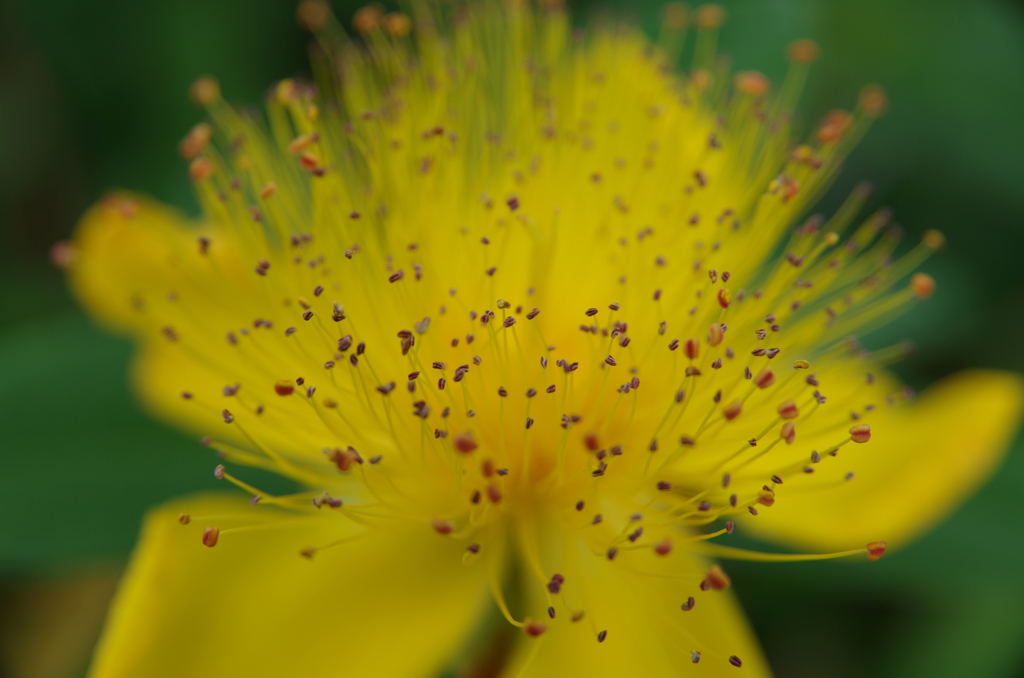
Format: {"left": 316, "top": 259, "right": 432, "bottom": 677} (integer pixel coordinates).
{"left": 79, "top": 0, "right": 944, "bottom": 668}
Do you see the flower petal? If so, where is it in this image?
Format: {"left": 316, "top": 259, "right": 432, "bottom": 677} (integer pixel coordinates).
{"left": 743, "top": 370, "right": 1024, "bottom": 551}
{"left": 497, "top": 529, "right": 771, "bottom": 677}
{"left": 69, "top": 193, "right": 203, "bottom": 335}
{"left": 69, "top": 194, "right": 395, "bottom": 467}
{"left": 89, "top": 493, "right": 488, "bottom": 678}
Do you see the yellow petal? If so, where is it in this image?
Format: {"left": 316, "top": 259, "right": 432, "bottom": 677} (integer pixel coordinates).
{"left": 69, "top": 193, "right": 203, "bottom": 335}
{"left": 497, "top": 528, "right": 771, "bottom": 677}
{"left": 89, "top": 494, "right": 488, "bottom": 678}
{"left": 743, "top": 370, "right": 1024, "bottom": 551}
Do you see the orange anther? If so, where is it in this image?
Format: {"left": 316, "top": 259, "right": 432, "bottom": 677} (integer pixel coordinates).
{"left": 922, "top": 230, "right": 945, "bottom": 250}
{"left": 910, "top": 273, "right": 935, "bottom": 299}
{"left": 717, "top": 288, "right": 732, "bottom": 308}
{"left": 866, "top": 541, "right": 887, "bottom": 561}
{"left": 723, "top": 400, "right": 742, "bottom": 421}
{"left": 780, "top": 421, "right": 796, "bottom": 444}
{"left": 685, "top": 338, "right": 700, "bottom": 360}
{"left": 850, "top": 424, "right": 872, "bottom": 443}
{"left": 734, "top": 71, "right": 769, "bottom": 98}
{"left": 329, "top": 447, "right": 361, "bottom": 472}
{"left": 49, "top": 241, "right": 74, "bottom": 270}
{"left": 694, "top": 3, "right": 726, "bottom": 29}
{"left": 431, "top": 518, "right": 454, "bottom": 535}
{"left": 859, "top": 84, "right": 888, "bottom": 118}
{"left": 275, "top": 79, "right": 297, "bottom": 105}
{"left": 189, "top": 76, "right": 220, "bottom": 107}
{"left": 708, "top": 323, "right": 724, "bottom": 347}
{"left": 178, "top": 513, "right": 191, "bottom": 525}
{"left": 287, "top": 134, "right": 313, "bottom": 155}
{"left": 753, "top": 367, "right": 775, "bottom": 389}
{"left": 188, "top": 157, "right": 213, "bottom": 181}
{"left": 777, "top": 400, "right": 799, "bottom": 420}
{"left": 202, "top": 527, "right": 220, "bottom": 547}
{"left": 793, "top": 360, "right": 810, "bottom": 369}
{"left": 274, "top": 380, "right": 295, "bottom": 396}
{"left": 705, "top": 564, "right": 731, "bottom": 590}
{"left": 817, "top": 109, "right": 852, "bottom": 144}
{"left": 259, "top": 182, "right": 278, "bottom": 200}
{"left": 297, "top": 0, "right": 330, "bottom": 32}
{"left": 654, "top": 538, "right": 673, "bottom": 556}
{"left": 178, "top": 122, "right": 213, "bottom": 160}
{"left": 583, "top": 432, "right": 600, "bottom": 452}
{"left": 454, "top": 431, "right": 478, "bottom": 453}
{"left": 486, "top": 483, "right": 503, "bottom": 504}
{"left": 384, "top": 12, "right": 412, "bottom": 37}
{"left": 787, "top": 38, "right": 820, "bottom": 64}
{"left": 757, "top": 489, "right": 775, "bottom": 507}
{"left": 523, "top": 618, "right": 548, "bottom": 637}
{"left": 353, "top": 4, "right": 384, "bottom": 33}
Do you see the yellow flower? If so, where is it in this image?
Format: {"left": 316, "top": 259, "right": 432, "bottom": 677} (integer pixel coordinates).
{"left": 67, "top": 2, "right": 1022, "bottom": 676}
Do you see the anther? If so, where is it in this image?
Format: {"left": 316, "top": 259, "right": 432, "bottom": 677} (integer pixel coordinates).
{"left": 221, "top": 409, "right": 234, "bottom": 424}
{"left": 654, "top": 539, "right": 673, "bottom": 556}
{"left": 787, "top": 38, "right": 820, "bottom": 64}
{"left": 866, "top": 542, "right": 887, "bottom": 561}
{"left": 597, "top": 630, "right": 608, "bottom": 643}
{"left": 657, "top": 481, "right": 672, "bottom": 491}
{"left": 850, "top": 424, "right": 872, "bottom": 443}
{"left": 910, "top": 273, "right": 935, "bottom": 299}
{"left": 522, "top": 619, "right": 546, "bottom": 637}
{"left": 691, "top": 651, "right": 701, "bottom": 663}
{"left": 178, "top": 513, "right": 190, "bottom": 525}
{"left": 923, "top": 230, "right": 945, "bottom": 250}
{"left": 729, "top": 656, "right": 743, "bottom": 668}
{"left": 753, "top": 368, "right": 775, "bottom": 388}
{"left": 202, "top": 527, "right": 220, "bottom": 547}
{"left": 859, "top": 84, "right": 888, "bottom": 117}
{"left": 717, "top": 289, "right": 732, "bottom": 308}
{"left": 431, "top": 519, "right": 454, "bottom": 535}
{"left": 723, "top": 400, "right": 742, "bottom": 421}
{"left": 726, "top": 521, "right": 735, "bottom": 534}
{"left": 681, "top": 597, "right": 696, "bottom": 612}
{"left": 705, "top": 564, "right": 731, "bottom": 590}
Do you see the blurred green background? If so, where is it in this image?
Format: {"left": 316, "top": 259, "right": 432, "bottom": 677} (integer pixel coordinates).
{"left": 1, "top": 0, "right": 1023, "bottom": 676}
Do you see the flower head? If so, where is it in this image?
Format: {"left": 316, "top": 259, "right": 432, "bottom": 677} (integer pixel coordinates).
{"left": 69, "top": 2, "right": 1023, "bottom": 676}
